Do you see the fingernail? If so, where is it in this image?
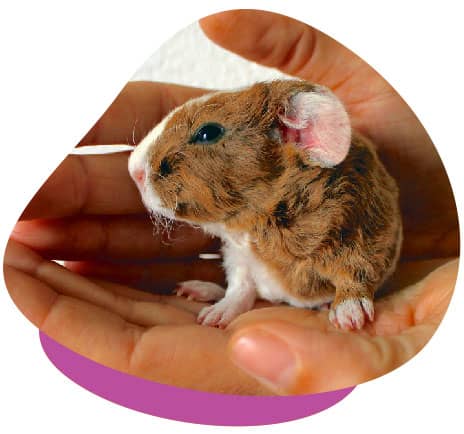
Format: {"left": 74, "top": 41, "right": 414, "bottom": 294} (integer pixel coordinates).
{"left": 230, "top": 329, "right": 297, "bottom": 393}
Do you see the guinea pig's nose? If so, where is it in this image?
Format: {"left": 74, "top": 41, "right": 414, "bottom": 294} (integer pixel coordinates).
{"left": 131, "top": 168, "right": 145, "bottom": 186}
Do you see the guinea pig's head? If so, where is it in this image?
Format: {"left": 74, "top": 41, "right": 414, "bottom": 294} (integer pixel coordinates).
{"left": 128, "top": 80, "right": 351, "bottom": 224}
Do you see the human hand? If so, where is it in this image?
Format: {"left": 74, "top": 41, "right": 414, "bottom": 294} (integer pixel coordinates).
{"left": 4, "top": 10, "right": 459, "bottom": 396}
{"left": 4, "top": 238, "right": 269, "bottom": 394}
{"left": 225, "top": 257, "right": 457, "bottom": 394}
{"left": 4, "top": 239, "right": 456, "bottom": 396}
{"left": 195, "top": 9, "right": 459, "bottom": 394}
{"left": 201, "top": 10, "right": 459, "bottom": 260}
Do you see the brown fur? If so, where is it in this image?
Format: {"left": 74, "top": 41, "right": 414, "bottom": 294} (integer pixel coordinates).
{"left": 145, "top": 80, "right": 402, "bottom": 310}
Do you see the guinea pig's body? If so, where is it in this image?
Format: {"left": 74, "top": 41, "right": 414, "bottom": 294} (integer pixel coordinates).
{"left": 129, "top": 80, "right": 402, "bottom": 330}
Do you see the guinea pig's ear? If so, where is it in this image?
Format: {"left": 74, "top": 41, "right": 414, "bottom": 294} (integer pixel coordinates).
{"left": 278, "top": 85, "right": 351, "bottom": 167}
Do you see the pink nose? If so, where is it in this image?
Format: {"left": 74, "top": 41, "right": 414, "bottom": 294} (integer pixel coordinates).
{"left": 132, "top": 168, "right": 145, "bottom": 185}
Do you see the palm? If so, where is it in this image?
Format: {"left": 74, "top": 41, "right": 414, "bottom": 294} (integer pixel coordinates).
{"left": 5, "top": 238, "right": 455, "bottom": 395}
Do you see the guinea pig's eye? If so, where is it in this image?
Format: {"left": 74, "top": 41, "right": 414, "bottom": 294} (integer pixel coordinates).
{"left": 190, "top": 122, "right": 225, "bottom": 145}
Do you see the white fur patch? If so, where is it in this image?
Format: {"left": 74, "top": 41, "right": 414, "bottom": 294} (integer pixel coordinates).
{"left": 128, "top": 108, "right": 176, "bottom": 218}
{"left": 329, "top": 297, "right": 374, "bottom": 330}
{"left": 203, "top": 224, "right": 334, "bottom": 311}
{"left": 128, "top": 111, "right": 172, "bottom": 182}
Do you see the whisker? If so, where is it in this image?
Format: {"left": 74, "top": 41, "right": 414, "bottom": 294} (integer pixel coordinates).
{"left": 132, "top": 118, "right": 138, "bottom": 145}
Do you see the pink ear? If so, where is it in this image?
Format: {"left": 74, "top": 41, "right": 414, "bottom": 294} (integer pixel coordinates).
{"left": 278, "top": 86, "right": 351, "bottom": 167}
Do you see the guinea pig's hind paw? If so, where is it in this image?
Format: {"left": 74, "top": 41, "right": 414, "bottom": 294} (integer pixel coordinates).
{"left": 176, "top": 280, "right": 226, "bottom": 302}
{"left": 329, "top": 297, "right": 374, "bottom": 331}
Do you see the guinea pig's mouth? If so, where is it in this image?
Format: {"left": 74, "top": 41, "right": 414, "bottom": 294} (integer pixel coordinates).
{"left": 134, "top": 178, "right": 176, "bottom": 221}
{"left": 141, "top": 194, "right": 176, "bottom": 221}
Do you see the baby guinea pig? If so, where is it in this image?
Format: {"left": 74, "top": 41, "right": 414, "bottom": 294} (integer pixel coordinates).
{"left": 128, "top": 79, "right": 402, "bottom": 331}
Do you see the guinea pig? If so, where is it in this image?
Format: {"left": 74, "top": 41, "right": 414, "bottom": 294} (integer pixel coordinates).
{"left": 128, "top": 79, "right": 402, "bottom": 331}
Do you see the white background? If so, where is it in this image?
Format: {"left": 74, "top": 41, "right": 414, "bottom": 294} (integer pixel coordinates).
{"left": 131, "top": 21, "right": 291, "bottom": 87}
{"left": 1, "top": 1, "right": 463, "bottom": 433}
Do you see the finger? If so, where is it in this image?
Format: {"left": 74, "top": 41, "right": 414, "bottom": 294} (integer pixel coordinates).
{"left": 227, "top": 318, "right": 436, "bottom": 395}
{"left": 5, "top": 239, "right": 197, "bottom": 327}
{"left": 400, "top": 258, "right": 457, "bottom": 325}
{"left": 6, "top": 264, "right": 196, "bottom": 328}
{"left": 366, "top": 258, "right": 457, "bottom": 336}
{"left": 4, "top": 258, "right": 59, "bottom": 328}
{"left": 92, "top": 278, "right": 208, "bottom": 315}
{"left": 78, "top": 81, "right": 208, "bottom": 146}
{"left": 65, "top": 257, "right": 224, "bottom": 293}
{"left": 200, "top": 10, "right": 371, "bottom": 96}
{"left": 20, "top": 152, "right": 143, "bottom": 220}
{"left": 12, "top": 216, "right": 219, "bottom": 260}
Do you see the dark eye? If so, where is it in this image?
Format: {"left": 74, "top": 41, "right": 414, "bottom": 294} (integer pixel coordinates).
{"left": 158, "top": 157, "right": 172, "bottom": 177}
{"left": 190, "top": 122, "right": 225, "bottom": 145}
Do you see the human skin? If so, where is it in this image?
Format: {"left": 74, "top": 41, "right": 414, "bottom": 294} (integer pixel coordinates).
{"left": 4, "top": 10, "right": 459, "bottom": 395}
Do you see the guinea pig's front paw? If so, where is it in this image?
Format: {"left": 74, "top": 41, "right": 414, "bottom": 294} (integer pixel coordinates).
{"left": 329, "top": 297, "right": 374, "bottom": 330}
{"left": 197, "top": 296, "right": 253, "bottom": 328}
{"left": 176, "top": 280, "right": 226, "bottom": 302}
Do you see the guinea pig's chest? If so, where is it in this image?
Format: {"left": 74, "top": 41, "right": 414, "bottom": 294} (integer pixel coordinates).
{"left": 202, "top": 223, "right": 332, "bottom": 308}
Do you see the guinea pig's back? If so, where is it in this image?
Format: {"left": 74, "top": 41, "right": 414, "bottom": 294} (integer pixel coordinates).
{"left": 310, "top": 133, "right": 402, "bottom": 281}
{"left": 247, "top": 132, "right": 402, "bottom": 302}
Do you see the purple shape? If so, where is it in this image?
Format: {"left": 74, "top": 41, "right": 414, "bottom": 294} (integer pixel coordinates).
{"left": 40, "top": 331, "right": 354, "bottom": 426}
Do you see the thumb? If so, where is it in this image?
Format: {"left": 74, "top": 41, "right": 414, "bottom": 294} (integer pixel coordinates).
{"left": 227, "top": 319, "right": 436, "bottom": 395}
